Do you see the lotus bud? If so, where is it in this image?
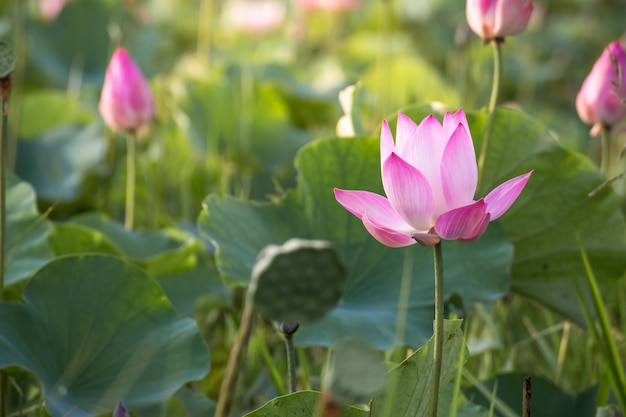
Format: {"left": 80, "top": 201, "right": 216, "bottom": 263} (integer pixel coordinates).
{"left": 99, "top": 48, "right": 155, "bottom": 133}
{"left": 466, "top": 0, "right": 533, "bottom": 42}
{"left": 576, "top": 41, "right": 626, "bottom": 132}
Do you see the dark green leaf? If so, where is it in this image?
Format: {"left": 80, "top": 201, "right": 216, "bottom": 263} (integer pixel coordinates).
{"left": 464, "top": 373, "right": 598, "bottom": 417}
{"left": 5, "top": 171, "right": 54, "bottom": 285}
{"left": 0, "top": 254, "right": 211, "bottom": 417}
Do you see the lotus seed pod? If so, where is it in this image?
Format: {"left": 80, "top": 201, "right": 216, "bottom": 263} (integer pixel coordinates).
{"left": 0, "top": 43, "right": 16, "bottom": 79}
{"left": 250, "top": 238, "right": 347, "bottom": 323}
{"left": 324, "top": 337, "right": 387, "bottom": 405}
{"left": 274, "top": 321, "right": 300, "bottom": 336}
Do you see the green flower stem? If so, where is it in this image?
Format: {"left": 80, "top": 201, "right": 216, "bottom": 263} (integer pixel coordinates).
{"left": 196, "top": 0, "right": 215, "bottom": 57}
{"left": 7, "top": 1, "right": 25, "bottom": 172}
{"left": 285, "top": 333, "right": 297, "bottom": 393}
{"left": 477, "top": 39, "right": 502, "bottom": 191}
{"left": 577, "top": 237, "right": 626, "bottom": 413}
{"left": 600, "top": 127, "right": 611, "bottom": 177}
{"left": 215, "top": 292, "right": 256, "bottom": 417}
{"left": 124, "top": 132, "right": 136, "bottom": 230}
{"left": 0, "top": 73, "right": 11, "bottom": 417}
{"left": 428, "top": 241, "right": 444, "bottom": 417}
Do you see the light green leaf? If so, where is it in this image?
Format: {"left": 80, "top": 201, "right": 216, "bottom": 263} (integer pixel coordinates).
{"left": 70, "top": 213, "right": 204, "bottom": 276}
{"left": 19, "top": 90, "right": 93, "bottom": 138}
{"left": 49, "top": 223, "right": 122, "bottom": 257}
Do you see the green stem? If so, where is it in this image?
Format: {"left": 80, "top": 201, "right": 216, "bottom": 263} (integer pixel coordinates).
{"left": 285, "top": 334, "right": 297, "bottom": 393}
{"left": 577, "top": 237, "right": 626, "bottom": 413}
{"left": 124, "top": 133, "right": 136, "bottom": 230}
{"left": 477, "top": 39, "right": 502, "bottom": 191}
{"left": 7, "top": 0, "right": 26, "bottom": 172}
{"left": 215, "top": 292, "right": 256, "bottom": 417}
{"left": 196, "top": 0, "right": 215, "bottom": 58}
{"left": 429, "top": 241, "right": 444, "bottom": 417}
{"left": 0, "top": 76, "right": 9, "bottom": 417}
{"left": 600, "top": 127, "right": 611, "bottom": 177}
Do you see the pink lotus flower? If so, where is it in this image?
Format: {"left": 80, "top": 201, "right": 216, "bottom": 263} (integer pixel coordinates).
{"left": 223, "top": 0, "right": 286, "bottom": 35}
{"left": 296, "top": 0, "right": 360, "bottom": 12}
{"left": 99, "top": 48, "right": 155, "bottom": 133}
{"left": 466, "top": 0, "right": 533, "bottom": 41}
{"left": 334, "top": 111, "right": 532, "bottom": 247}
{"left": 576, "top": 41, "right": 626, "bottom": 129}
{"left": 39, "top": 0, "right": 69, "bottom": 21}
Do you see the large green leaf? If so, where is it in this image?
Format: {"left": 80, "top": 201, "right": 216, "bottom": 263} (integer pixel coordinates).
{"left": 18, "top": 90, "right": 93, "bottom": 138}
{"left": 157, "top": 252, "right": 232, "bottom": 318}
{"left": 70, "top": 213, "right": 205, "bottom": 277}
{"left": 5, "top": 171, "right": 54, "bottom": 285}
{"left": 49, "top": 222, "right": 122, "bottom": 257}
{"left": 371, "top": 320, "right": 466, "bottom": 417}
{"left": 469, "top": 109, "right": 626, "bottom": 323}
{"left": 52, "top": 214, "right": 231, "bottom": 317}
{"left": 199, "top": 137, "right": 513, "bottom": 349}
{"left": 16, "top": 123, "right": 106, "bottom": 201}
{"left": 0, "top": 254, "right": 211, "bottom": 417}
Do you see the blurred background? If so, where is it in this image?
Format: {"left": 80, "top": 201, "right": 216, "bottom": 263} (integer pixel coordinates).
{"left": 1, "top": 0, "right": 624, "bottom": 228}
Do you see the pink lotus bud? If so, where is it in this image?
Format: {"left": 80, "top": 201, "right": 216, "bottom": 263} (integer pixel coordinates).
{"left": 576, "top": 41, "right": 626, "bottom": 129}
{"left": 39, "top": 0, "right": 69, "bottom": 21}
{"left": 296, "top": 0, "right": 360, "bottom": 13}
{"left": 99, "top": 48, "right": 155, "bottom": 133}
{"left": 466, "top": 0, "right": 533, "bottom": 42}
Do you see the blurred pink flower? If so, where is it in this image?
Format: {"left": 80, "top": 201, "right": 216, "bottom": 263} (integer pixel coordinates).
{"left": 576, "top": 41, "right": 626, "bottom": 130}
{"left": 466, "top": 0, "right": 533, "bottom": 41}
{"left": 334, "top": 111, "right": 532, "bottom": 247}
{"left": 39, "top": 0, "right": 69, "bottom": 21}
{"left": 223, "top": 0, "right": 286, "bottom": 35}
{"left": 296, "top": 0, "right": 359, "bottom": 12}
{"left": 99, "top": 48, "right": 155, "bottom": 133}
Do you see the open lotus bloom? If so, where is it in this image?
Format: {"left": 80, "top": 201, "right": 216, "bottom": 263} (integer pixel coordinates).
{"left": 334, "top": 111, "right": 532, "bottom": 247}
{"left": 576, "top": 41, "right": 626, "bottom": 131}
{"left": 99, "top": 48, "right": 155, "bottom": 133}
{"left": 466, "top": 0, "right": 533, "bottom": 42}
